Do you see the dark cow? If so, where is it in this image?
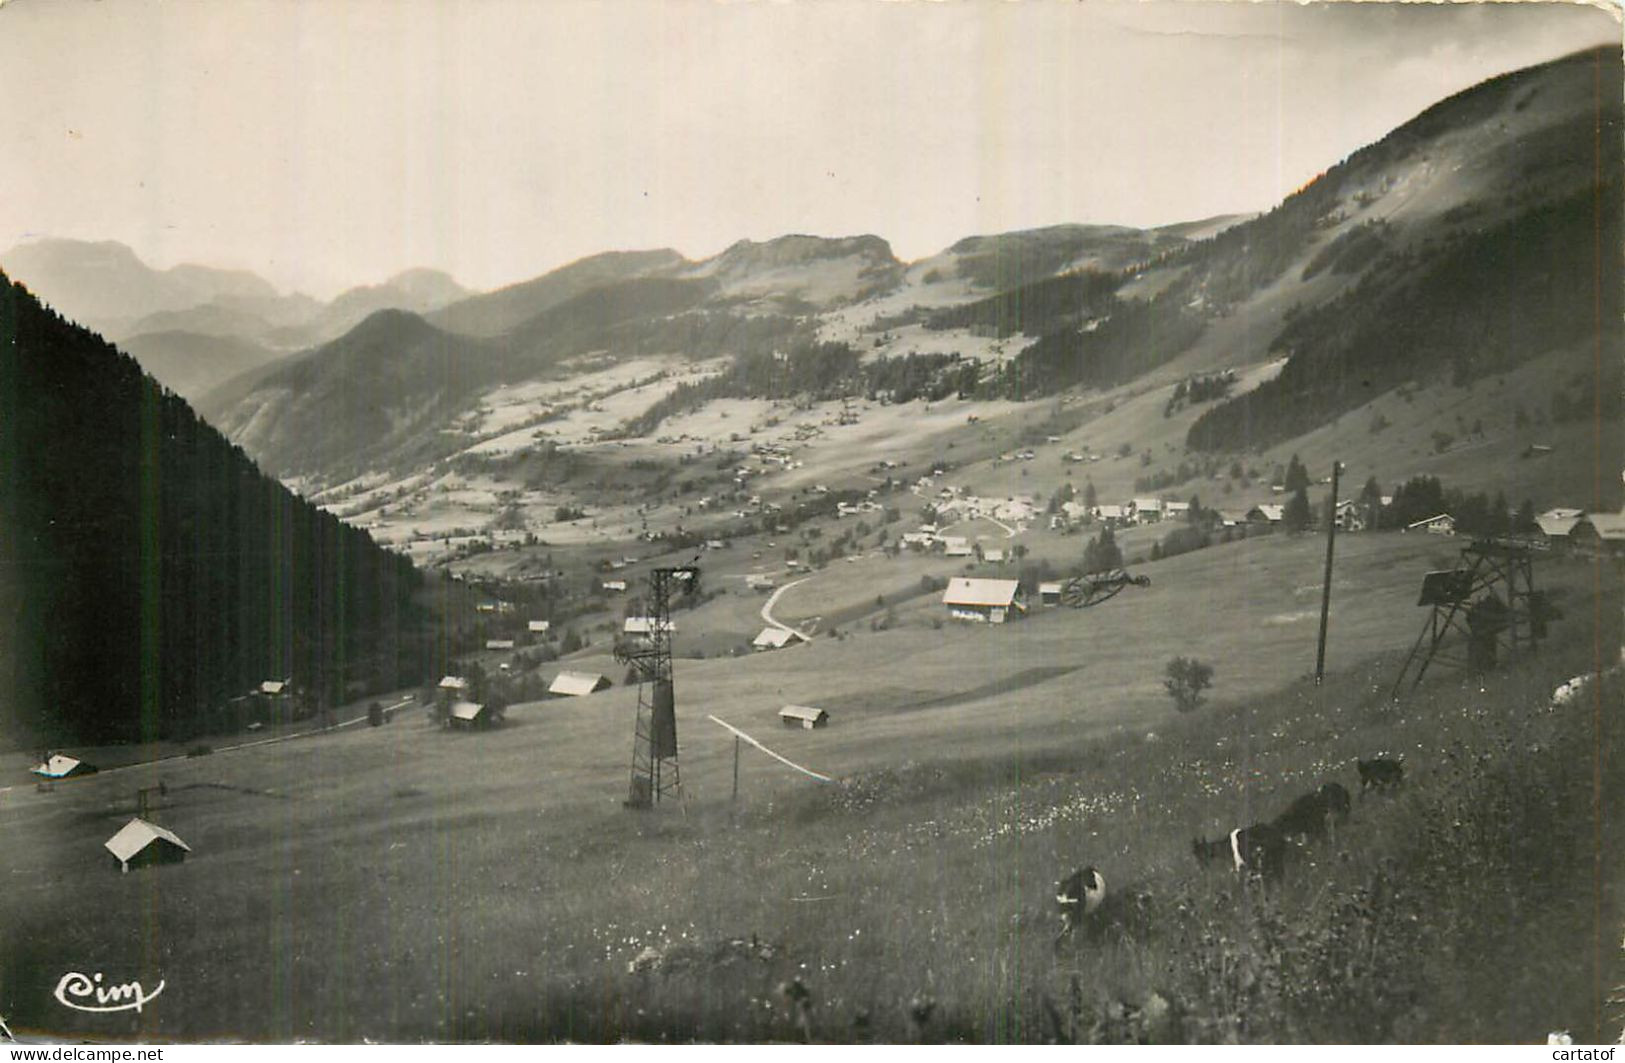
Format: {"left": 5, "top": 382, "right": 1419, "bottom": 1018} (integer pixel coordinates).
{"left": 1192, "top": 835, "right": 1230, "bottom": 867}
{"left": 1357, "top": 757, "right": 1405, "bottom": 796}
{"left": 1319, "top": 782, "right": 1352, "bottom": 824}
{"left": 1054, "top": 866, "right": 1106, "bottom": 939}
{"left": 1274, "top": 781, "right": 1353, "bottom": 842}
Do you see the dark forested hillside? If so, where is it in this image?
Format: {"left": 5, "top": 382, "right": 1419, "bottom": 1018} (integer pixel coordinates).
{"left": 0, "top": 271, "right": 426, "bottom": 745}
{"left": 1186, "top": 187, "right": 1623, "bottom": 452}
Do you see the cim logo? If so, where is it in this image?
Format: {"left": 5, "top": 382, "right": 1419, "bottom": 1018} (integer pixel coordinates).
{"left": 53, "top": 971, "right": 165, "bottom": 1014}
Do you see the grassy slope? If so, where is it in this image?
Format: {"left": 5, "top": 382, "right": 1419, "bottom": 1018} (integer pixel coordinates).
{"left": 2, "top": 534, "right": 1618, "bottom": 1042}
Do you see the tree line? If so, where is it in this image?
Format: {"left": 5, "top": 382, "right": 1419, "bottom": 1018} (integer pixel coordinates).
{"left": 0, "top": 271, "right": 428, "bottom": 744}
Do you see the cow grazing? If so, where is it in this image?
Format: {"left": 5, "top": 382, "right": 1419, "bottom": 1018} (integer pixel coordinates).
{"left": 1227, "top": 823, "right": 1286, "bottom": 878}
{"left": 1054, "top": 866, "right": 1106, "bottom": 939}
{"left": 1274, "top": 781, "right": 1353, "bottom": 842}
{"left": 1274, "top": 791, "right": 1333, "bottom": 842}
{"left": 1319, "top": 782, "right": 1352, "bottom": 824}
{"left": 1192, "top": 835, "right": 1230, "bottom": 867}
{"left": 1192, "top": 825, "right": 1284, "bottom": 877}
{"left": 1357, "top": 757, "right": 1405, "bottom": 796}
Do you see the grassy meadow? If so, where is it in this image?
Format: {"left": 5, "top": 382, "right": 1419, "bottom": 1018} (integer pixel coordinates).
{"left": 1, "top": 535, "right": 1619, "bottom": 1043}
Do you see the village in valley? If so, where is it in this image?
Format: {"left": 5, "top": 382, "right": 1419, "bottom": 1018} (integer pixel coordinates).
{"left": 1, "top": 1, "right": 1622, "bottom": 1047}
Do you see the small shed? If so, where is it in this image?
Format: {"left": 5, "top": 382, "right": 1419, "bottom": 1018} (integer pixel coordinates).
{"left": 624, "top": 617, "right": 677, "bottom": 636}
{"left": 105, "top": 818, "right": 191, "bottom": 874}
{"left": 31, "top": 753, "right": 97, "bottom": 779}
{"left": 528, "top": 620, "right": 552, "bottom": 636}
{"left": 260, "top": 679, "right": 291, "bottom": 696}
{"left": 485, "top": 639, "right": 515, "bottom": 651}
{"left": 438, "top": 675, "right": 468, "bottom": 693}
{"left": 602, "top": 580, "right": 628, "bottom": 594}
{"left": 550, "top": 671, "right": 611, "bottom": 697}
{"left": 447, "top": 701, "right": 501, "bottom": 729}
{"left": 1039, "top": 581, "right": 1063, "bottom": 606}
{"left": 752, "top": 627, "right": 803, "bottom": 650}
{"left": 779, "top": 705, "right": 829, "bottom": 730}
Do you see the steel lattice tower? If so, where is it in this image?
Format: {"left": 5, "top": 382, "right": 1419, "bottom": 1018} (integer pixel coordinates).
{"left": 616, "top": 566, "right": 697, "bottom": 808}
{"left": 1392, "top": 538, "right": 1546, "bottom": 697}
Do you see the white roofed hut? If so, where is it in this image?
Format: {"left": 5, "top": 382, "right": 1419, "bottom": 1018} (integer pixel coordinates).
{"left": 31, "top": 753, "right": 97, "bottom": 779}
{"left": 779, "top": 705, "right": 829, "bottom": 730}
{"left": 942, "top": 577, "right": 1025, "bottom": 624}
{"left": 549, "top": 671, "right": 611, "bottom": 697}
{"left": 446, "top": 701, "right": 502, "bottom": 729}
{"left": 752, "top": 627, "right": 804, "bottom": 650}
{"left": 1039, "top": 581, "right": 1064, "bottom": 606}
{"left": 105, "top": 818, "right": 191, "bottom": 874}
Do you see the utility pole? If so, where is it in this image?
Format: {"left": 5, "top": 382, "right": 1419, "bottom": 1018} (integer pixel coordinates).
{"left": 1315, "top": 460, "right": 1342, "bottom": 685}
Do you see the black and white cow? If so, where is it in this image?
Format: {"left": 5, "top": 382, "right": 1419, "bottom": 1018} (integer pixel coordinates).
{"left": 1193, "top": 823, "right": 1286, "bottom": 878}
{"left": 1054, "top": 866, "right": 1106, "bottom": 939}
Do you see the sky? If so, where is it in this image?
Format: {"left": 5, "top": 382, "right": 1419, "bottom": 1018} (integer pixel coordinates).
{"left": 0, "top": 0, "right": 1617, "bottom": 299}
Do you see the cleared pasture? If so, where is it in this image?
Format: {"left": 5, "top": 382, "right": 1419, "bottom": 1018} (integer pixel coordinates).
{"left": 1, "top": 536, "right": 1617, "bottom": 1042}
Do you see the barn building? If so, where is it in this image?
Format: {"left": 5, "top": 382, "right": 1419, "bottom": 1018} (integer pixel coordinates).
{"left": 1569, "top": 512, "right": 1625, "bottom": 557}
{"left": 942, "top": 578, "right": 1025, "bottom": 623}
{"left": 1536, "top": 507, "right": 1586, "bottom": 548}
{"left": 779, "top": 705, "right": 829, "bottom": 729}
{"left": 752, "top": 627, "right": 803, "bottom": 650}
{"left": 550, "top": 671, "right": 611, "bottom": 697}
{"left": 105, "top": 818, "right": 191, "bottom": 874}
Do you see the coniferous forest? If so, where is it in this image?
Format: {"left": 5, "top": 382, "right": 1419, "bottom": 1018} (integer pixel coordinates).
{"left": 0, "top": 270, "right": 427, "bottom": 744}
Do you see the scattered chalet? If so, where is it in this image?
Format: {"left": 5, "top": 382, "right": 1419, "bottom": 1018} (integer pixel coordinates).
{"left": 1406, "top": 513, "right": 1456, "bottom": 536}
{"left": 105, "top": 818, "right": 191, "bottom": 874}
{"left": 31, "top": 753, "right": 97, "bottom": 779}
{"left": 447, "top": 701, "right": 500, "bottom": 729}
{"left": 550, "top": 671, "right": 611, "bottom": 697}
{"left": 1536, "top": 507, "right": 1587, "bottom": 542}
{"left": 1570, "top": 512, "right": 1625, "bottom": 557}
{"left": 752, "top": 627, "right": 803, "bottom": 650}
{"left": 942, "top": 577, "right": 1025, "bottom": 623}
